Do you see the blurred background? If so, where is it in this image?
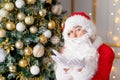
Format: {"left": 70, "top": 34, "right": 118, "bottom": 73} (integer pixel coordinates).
{"left": 58, "top": 0, "right": 120, "bottom": 80}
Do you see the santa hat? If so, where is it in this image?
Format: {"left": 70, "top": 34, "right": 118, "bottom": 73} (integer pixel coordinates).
{"left": 62, "top": 12, "right": 96, "bottom": 40}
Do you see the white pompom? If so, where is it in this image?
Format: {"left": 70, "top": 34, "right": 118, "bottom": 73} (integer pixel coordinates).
{"left": 16, "top": 22, "right": 26, "bottom": 32}
{"left": 30, "top": 65, "right": 40, "bottom": 75}
{"left": 43, "top": 30, "right": 52, "bottom": 38}
{"left": 0, "top": 8, "right": 8, "bottom": 18}
{"left": 15, "top": 0, "right": 25, "bottom": 8}
{"left": 33, "top": 43, "right": 44, "bottom": 58}
{"left": 51, "top": 36, "right": 60, "bottom": 44}
{"left": 0, "top": 48, "right": 7, "bottom": 62}
{"left": 52, "top": 4, "right": 63, "bottom": 15}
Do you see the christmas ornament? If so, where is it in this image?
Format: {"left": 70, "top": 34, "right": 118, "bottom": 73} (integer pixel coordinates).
{"left": 9, "top": 65, "right": 16, "bottom": 72}
{"left": 16, "top": 22, "right": 26, "bottom": 32}
{"left": 52, "top": 4, "right": 62, "bottom": 15}
{"left": 29, "top": 26, "right": 38, "bottom": 34}
{"left": 0, "top": 8, "right": 8, "bottom": 18}
{"left": 39, "top": 9, "right": 47, "bottom": 17}
{"left": 30, "top": 65, "right": 40, "bottom": 75}
{"left": 24, "top": 46, "right": 32, "bottom": 56}
{"left": 42, "top": 57, "right": 49, "bottom": 64}
{"left": 17, "top": 12, "right": 25, "bottom": 21}
{"left": 25, "top": 16, "right": 34, "bottom": 25}
{"left": 50, "top": 36, "right": 60, "bottom": 44}
{"left": 33, "top": 43, "right": 44, "bottom": 58}
{"left": 0, "top": 17, "right": 3, "bottom": 22}
{"left": 19, "top": 59, "right": 28, "bottom": 67}
{"left": 39, "top": 35, "right": 47, "bottom": 44}
{"left": 15, "top": 41, "right": 23, "bottom": 49}
{"left": 46, "top": 0, "right": 52, "bottom": 4}
{"left": 48, "top": 20, "right": 56, "bottom": 29}
{"left": 15, "top": 0, "right": 25, "bottom": 8}
{"left": 0, "top": 29, "right": 6, "bottom": 38}
{"left": 4, "top": 2, "right": 14, "bottom": 11}
{"left": 0, "top": 76, "right": 5, "bottom": 80}
{"left": 6, "top": 21, "right": 15, "bottom": 30}
{"left": 0, "top": 48, "right": 7, "bottom": 62}
{"left": 43, "top": 30, "right": 52, "bottom": 38}
{"left": 26, "top": 0, "right": 36, "bottom": 4}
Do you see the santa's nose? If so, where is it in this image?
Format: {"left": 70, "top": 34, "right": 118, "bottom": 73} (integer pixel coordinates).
{"left": 73, "top": 33, "right": 77, "bottom": 38}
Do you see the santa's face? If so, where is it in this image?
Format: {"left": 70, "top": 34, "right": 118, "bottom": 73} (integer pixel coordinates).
{"left": 68, "top": 26, "right": 86, "bottom": 38}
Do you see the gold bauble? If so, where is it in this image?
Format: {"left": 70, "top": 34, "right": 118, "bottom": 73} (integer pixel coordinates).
{"left": 17, "top": 12, "right": 25, "bottom": 21}
{"left": 48, "top": 20, "right": 56, "bottom": 29}
{"left": 0, "top": 29, "right": 6, "bottom": 38}
{"left": 19, "top": 59, "right": 28, "bottom": 68}
{"left": 39, "top": 35, "right": 47, "bottom": 44}
{"left": 6, "top": 21, "right": 15, "bottom": 30}
{"left": 0, "top": 76, "right": 6, "bottom": 80}
{"left": 24, "top": 46, "right": 33, "bottom": 56}
{"left": 39, "top": 9, "right": 47, "bottom": 17}
{"left": 9, "top": 65, "right": 16, "bottom": 72}
{"left": 25, "top": 16, "right": 34, "bottom": 25}
{"left": 29, "top": 26, "right": 38, "bottom": 34}
{"left": 15, "top": 41, "right": 23, "bottom": 49}
{"left": 26, "top": 0, "right": 36, "bottom": 4}
{"left": 46, "top": 0, "right": 52, "bottom": 4}
{"left": 4, "top": 2, "right": 14, "bottom": 11}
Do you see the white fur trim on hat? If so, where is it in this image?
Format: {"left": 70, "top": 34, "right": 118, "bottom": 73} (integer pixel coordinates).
{"left": 63, "top": 15, "right": 96, "bottom": 39}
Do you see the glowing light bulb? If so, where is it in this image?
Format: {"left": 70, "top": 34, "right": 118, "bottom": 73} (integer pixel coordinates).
{"left": 89, "top": 13, "right": 92, "bottom": 16}
{"left": 113, "top": 3, "right": 116, "bottom": 6}
{"left": 117, "top": 27, "right": 120, "bottom": 31}
{"left": 112, "top": 66, "right": 115, "bottom": 70}
{"left": 113, "top": 36, "right": 119, "bottom": 41}
{"left": 115, "top": 17, "right": 120, "bottom": 23}
{"left": 118, "top": 52, "right": 120, "bottom": 55}
{"left": 109, "top": 31, "right": 112, "bottom": 35}
{"left": 113, "top": 76, "right": 116, "bottom": 79}
{"left": 114, "top": 0, "right": 119, "bottom": 3}
{"left": 118, "top": 9, "right": 120, "bottom": 14}
{"left": 111, "top": 12, "right": 114, "bottom": 15}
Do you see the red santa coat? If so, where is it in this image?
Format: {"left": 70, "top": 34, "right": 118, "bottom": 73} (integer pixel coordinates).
{"left": 92, "top": 43, "right": 115, "bottom": 80}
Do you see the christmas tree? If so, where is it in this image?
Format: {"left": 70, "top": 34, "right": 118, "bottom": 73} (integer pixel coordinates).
{"left": 0, "top": 0, "right": 66, "bottom": 79}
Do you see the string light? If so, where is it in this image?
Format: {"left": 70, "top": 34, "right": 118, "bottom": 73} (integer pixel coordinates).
{"left": 109, "top": 31, "right": 112, "bottom": 35}
{"left": 113, "top": 76, "right": 116, "bottom": 79}
{"left": 118, "top": 52, "right": 120, "bottom": 55}
{"left": 110, "top": 12, "right": 114, "bottom": 15}
{"left": 117, "top": 27, "right": 120, "bottom": 31}
{"left": 114, "top": 17, "right": 120, "bottom": 23}
{"left": 112, "top": 66, "right": 115, "bottom": 70}
{"left": 113, "top": 3, "right": 116, "bottom": 6}
{"left": 89, "top": 13, "right": 92, "bottom": 16}
{"left": 113, "top": 36, "right": 119, "bottom": 41}
{"left": 117, "top": 9, "right": 120, "bottom": 14}
{"left": 114, "top": 0, "right": 119, "bottom": 3}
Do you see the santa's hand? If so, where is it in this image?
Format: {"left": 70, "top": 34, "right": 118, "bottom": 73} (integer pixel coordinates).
{"left": 51, "top": 49, "right": 69, "bottom": 65}
{"left": 77, "top": 67, "right": 83, "bottom": 72}
{"left": 68, "top": 58, "right": 85, "bottom": 67}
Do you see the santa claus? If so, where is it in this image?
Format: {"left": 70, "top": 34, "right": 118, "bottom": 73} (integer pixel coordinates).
{"left": 52, "top": 12, "right": 114, "bottom": 80}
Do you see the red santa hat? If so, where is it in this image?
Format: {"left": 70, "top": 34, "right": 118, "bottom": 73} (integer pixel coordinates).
{"left": 62, "top": 12, "right": 96, "bottom": 39}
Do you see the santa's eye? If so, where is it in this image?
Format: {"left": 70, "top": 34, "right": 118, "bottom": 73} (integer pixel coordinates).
{"left": 77, "top": 28, "right": 81, "bottom": 31}
{"left": 68, "top": 33, "right": 70, "bottom": 35}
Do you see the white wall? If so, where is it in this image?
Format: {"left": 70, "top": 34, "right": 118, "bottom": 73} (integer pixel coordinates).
{"left": 58, "top": 0, "right": 71, "bottom": 16}
{"left": 74, "top": 0, "right": 93, "bottom": 14}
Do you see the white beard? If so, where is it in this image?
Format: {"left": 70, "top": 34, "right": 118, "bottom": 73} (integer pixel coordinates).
{"left": 63, "top": 34, "right": 96, "bottom": 60}
{"left": 55, "top": 34, "right": 99, "bottom": 80}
